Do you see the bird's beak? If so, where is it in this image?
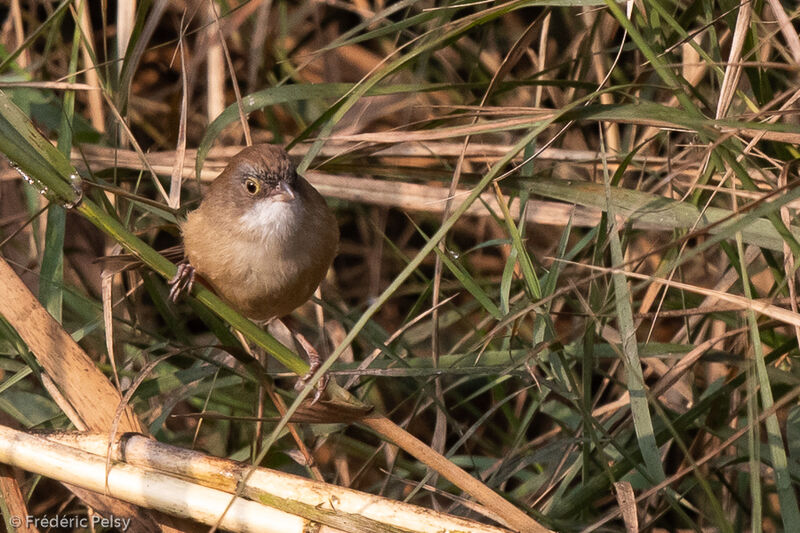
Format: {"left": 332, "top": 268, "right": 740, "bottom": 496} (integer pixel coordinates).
{"left": 270, "top": 181, "right": 295, "bottom": 202}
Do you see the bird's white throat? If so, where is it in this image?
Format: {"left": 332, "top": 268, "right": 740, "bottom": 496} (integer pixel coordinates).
{"left": 239, "top": 197, "right": 301, "bottom": 243}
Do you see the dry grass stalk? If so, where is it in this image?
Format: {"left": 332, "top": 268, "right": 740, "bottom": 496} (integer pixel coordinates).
{"left": 0, "top": 256, "right": 140, "bottom": 433}
{"left": 11, "top": 427, "right": 516, "bottom": 533}
{"left": 0, "top": 425, "right": 311, "bottom": 533}
{"left": 0, "top": 257, "right": 188, "bottom": 532}
{"left": 0, "top": 463, "right": 37, "bottom": 533}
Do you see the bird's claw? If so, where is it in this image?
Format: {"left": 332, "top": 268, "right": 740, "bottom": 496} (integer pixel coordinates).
{"left": 293, "top": 333, "right": 328, "bottom": 404}
{"left": 168, "top": 262, "right": 195, "bottom": 302}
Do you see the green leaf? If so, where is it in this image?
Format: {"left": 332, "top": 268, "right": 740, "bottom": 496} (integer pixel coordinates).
{"left": 529, "top": 177, "right": 800, "bottom": 252}
{"left": 602, "top": 149, "right": 665, "bottom": 483}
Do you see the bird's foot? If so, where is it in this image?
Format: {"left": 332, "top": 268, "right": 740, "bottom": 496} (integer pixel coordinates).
{"left": 293, "top": 332, "right": 328, "bottom": 404}
{"left": 168, "top": 261, "right": 195, "bottom": 302}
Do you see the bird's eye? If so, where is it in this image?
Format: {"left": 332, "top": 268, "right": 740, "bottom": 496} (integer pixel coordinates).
{"left": 244, "top": 178, "right": 260, "bottom": 195}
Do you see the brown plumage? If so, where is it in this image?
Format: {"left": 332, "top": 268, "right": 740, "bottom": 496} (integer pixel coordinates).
{"left": 178, "top": 144, "right": 338, "bottom": 321}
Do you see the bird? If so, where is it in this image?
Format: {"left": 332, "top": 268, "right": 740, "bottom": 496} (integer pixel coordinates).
{"left": 169, "top": 144, "right": 339, "bottom": 395}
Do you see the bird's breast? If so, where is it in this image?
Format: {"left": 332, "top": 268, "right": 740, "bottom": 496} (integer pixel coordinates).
{"left": 181, "top": 199, "right": 337, "bottom": 321}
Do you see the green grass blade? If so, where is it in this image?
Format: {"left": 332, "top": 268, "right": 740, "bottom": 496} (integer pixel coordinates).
{"left": 736, "top": 233, "right": 800, "bottom": 529}
{"left": 39, "top": 10, "right": 83, "bottom": 322}
{"left": 602, "top": 149, "right": 665, "bottom": 483}
{"left": 529, "top": 177, "right": 800, "bottom": 252}
{"left": 493, "top": 183, "right": 541, "bottom": 299}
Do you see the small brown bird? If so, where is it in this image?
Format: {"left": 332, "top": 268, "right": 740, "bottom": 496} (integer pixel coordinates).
{"left": 170, "top": 144, "right": 339, "bottom": 390}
